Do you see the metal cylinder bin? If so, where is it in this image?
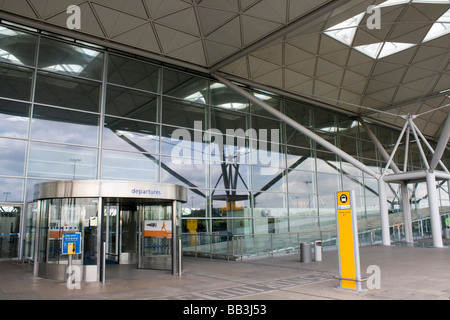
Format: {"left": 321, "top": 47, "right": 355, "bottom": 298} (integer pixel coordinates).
{"left": 300, "top": 242, "right": 312, "bottom": 263}
{"left": 314, "top": 241, "right": 322, "bottom": 261}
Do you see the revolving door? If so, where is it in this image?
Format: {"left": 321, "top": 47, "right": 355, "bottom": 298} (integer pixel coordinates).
{"left": 33, "top": 180, "right": 186, "bottom": 282}
{"left": 103, "top": 198, "right": 178, "bottom": 270}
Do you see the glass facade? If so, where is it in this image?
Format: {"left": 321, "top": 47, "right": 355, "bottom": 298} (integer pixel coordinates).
{"left": 0, "top": 23, "right": 449, "bottom": 260}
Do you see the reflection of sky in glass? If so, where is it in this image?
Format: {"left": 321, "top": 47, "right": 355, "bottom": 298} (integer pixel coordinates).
{"left": 0, "top": 177, "right": 24, "bottom": 202}
{"left": 0, "top": 114, "right": 29, "bottom": 138}
{"left": 28, "top": 142, "right": 97, "bottom": 180}
{"left": 103, "top": 128, "right": 159, "bottom": 154}
{"left": 0, "top": 138, "right": 27, "bottom": 176}
{"left": 101, "top": 149, "right": 158, "bottom": 181}
{"left": 31, "top": 116, "right": 99, "bottom": 147}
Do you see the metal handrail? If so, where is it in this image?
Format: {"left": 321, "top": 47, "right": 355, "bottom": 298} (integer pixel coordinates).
{"left": 180, "top": 213, "right": 448, "bottom": 260}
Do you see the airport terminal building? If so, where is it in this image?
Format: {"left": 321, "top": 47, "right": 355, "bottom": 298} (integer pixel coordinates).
{"left": 0, "top": 0, "right": 450, "bottom": 281}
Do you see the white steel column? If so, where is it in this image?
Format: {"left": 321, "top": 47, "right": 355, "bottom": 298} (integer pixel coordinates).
{"left": 426, "top": 171, "right": 444, "bottom": 248}
{"left": 401, "top": 182, "right": 413, "bottom": 243}
{"left": 360, "top": 119, "right": 397, "bottom": 246}
{"left": 378, "top": 178, "right": 391, "bottom": 246}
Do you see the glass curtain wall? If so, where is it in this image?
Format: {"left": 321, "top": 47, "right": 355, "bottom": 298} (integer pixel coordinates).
{"left": 0, "top": 23, "right": 449, "bottom": 259}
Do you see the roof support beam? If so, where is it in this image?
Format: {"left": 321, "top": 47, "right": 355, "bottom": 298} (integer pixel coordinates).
{"left": 213, "top": 73, "right": 378, "bottom": 178}
{"left": 209, "top": 0, "right": 351, "bottom": 73}
{"left": 430, "top": 114, "right": 450, "bottom": 170}
{"left": 359, "top": 118, "right": 401, "bottom": 174}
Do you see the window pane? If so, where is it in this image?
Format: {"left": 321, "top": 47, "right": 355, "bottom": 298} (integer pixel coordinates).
{"left": 163, "top": 68, "right": 208, "bottom": 104}
{"left": 0, "top": 138, "right": 27, "bottom": 176}
{"left": 286, "top": 125, "right": 312, "bottom": 148}
{"left": 252, "top": 166, "right": 286, "bottom": 192}
{"left": 160, "top": 125, "right": 207, "bottom": 161}
{"left": 211, "top": 194, "right": 251, "bottom": 218}
{"left": 181, "top": 189, "right": 208, "bottom": 219}
{"left": 253, "top": 192, "right": 287, "bottom": 217}
{"left": 35, "top": 72, "right": 101, "bottom": 112}
{"left": 106, "top": 85, "right": 158, "bottom": 122}
{"left": 108, "top": 54, "right": 160, "bottom": 92}
{"left": 210, "top": 82, "right": 249, "bottom": 112}
{"left": 38, "top": 37, "right": 103, "bottom": 80}
{"left": 101, "top": 150, "right": 158, "bottom": 181}
{"left": 0, "top": 99, "right": 29, "bottom": 138}
{"left": 0, "top": 26, "right": 37, "bottom": 66}
{"left": 211, "top": 108, "right": 248, "bottom": 133}
{"left": 161, "top": 97, "right": 206, "bottom": 129}
{"left": 103, "top": 117, "right": 159, "bottom": 153}
{"left": 316, "top": 151, "right": 340, "bottom": 173}
{"left": 210, "top": 163, "right": 251, "bottom": 191}
{"left": 26, "top": 178, "right": 47, "bottom": 202}
{"left": 160, "top": 155, "right": 207, "bottom": 189}
{"left": 0, "top": 177, "right": 24, "bottom": 202}
{"left": 317, "top": 173, "right": 341, "bottom": 194}
{"left": 285, "top": 100, "right": 312, "bottom": 128}
{"left": 286, "top": 146, "right": 315, "bottom": 171}
{"left": 287, "top": 170, "right": 316, "bottom": 194}
{"left": 314, "top": 108, "right": 336, "bottom": 132}
{"left": 288, "top": 194, "right": 317, "bottom": 216}
{"left": 31, "top": 105, "right": 99, "bottom": 146}
{"left": 251, "top": 116, "right": 283, "bottom": 143}
{"left": 340, "top": 136, "right": 359, "bottom": 158}
{"left": 0, "top": 64, "right": 33, "bottom": 101}
{"left": 28, "top": 142, "right": 97, "bottom": 179}
{"left": 250, "top": 94, "right": 282, "bottom": 118}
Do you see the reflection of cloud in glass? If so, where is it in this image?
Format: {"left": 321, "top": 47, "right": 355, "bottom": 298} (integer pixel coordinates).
{"left": 0, "top": 177, "right": 24, "bottom": 202}
{"left": 31, "top": 116, "right": 98, "bottom": 147}
{"left": 0, "top": 138, "right": 26, "bottom": 176}
{"left": 28, "top": 142, "right": 97, "bottom": 180}
{"left": 0, "top": 115, "right": 29, "bottom": 138}
{"left": 103, "top": 128, "right": 159, "bottom": 154}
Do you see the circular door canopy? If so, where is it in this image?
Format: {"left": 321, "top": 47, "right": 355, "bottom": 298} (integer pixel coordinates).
{"left": 33, "top": 180, "right": 188, "bottom": 203}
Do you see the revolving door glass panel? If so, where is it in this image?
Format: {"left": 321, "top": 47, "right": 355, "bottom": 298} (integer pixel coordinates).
{"left": 102, "top": 199, "right": 175, "bottom": 270}
{"left": 37, "top": 198, "right": 98, "bottom": 265}
{"left": 102, "top": 199, "right": 139, "bottom": 264}
{"left": 0, "top": 204, "right": 21, "bottom": 259}
{"left": 139, "top": 203, "right": 174, "bottom": 270}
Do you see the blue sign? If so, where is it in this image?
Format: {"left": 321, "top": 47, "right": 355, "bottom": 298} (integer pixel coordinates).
{"left": 62, "top": 233, "right": 81, "bottom": 255}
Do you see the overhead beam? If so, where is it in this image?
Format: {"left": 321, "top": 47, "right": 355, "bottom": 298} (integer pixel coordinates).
{"left": 213, "top": 73, "right": 378, "bottom": 178}
{"left": 359, "top": 118, "right": 401, "bottom": 174}
{"left": 209, "top": 0, "right": 351, "bottom": 73}
{"left": 430, "top": 114, "right": 450, "bottom": 170}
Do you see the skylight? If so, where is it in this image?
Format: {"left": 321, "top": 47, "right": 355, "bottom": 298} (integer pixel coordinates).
{"left": 354, "top": 42, "right": 416, "bottom": 59}
{"left": 0, "top": 49, "right": 23, "bottom": 65}
{"left": 324, "top": 12, "right": 365, "bottom": 46}
{"left": 376, "top": 0, "right": 410, "bottom": 8}
{"left": 423, "top": 8, "right": 450, "bottom": 42}
{"left": 324, "top": 0, "right": 449, "bottom": 59}
{"left": 43, "top": 64, "right": 85, "bottom": 74}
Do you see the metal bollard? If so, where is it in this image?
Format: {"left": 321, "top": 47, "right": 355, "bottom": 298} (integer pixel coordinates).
{"left": 300, "top": 242, "right": 312, "bottom": 263}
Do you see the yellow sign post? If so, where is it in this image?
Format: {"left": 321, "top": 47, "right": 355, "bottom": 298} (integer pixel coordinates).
{"left": 336, "top": 190, "right": 363, "bottom": 291}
